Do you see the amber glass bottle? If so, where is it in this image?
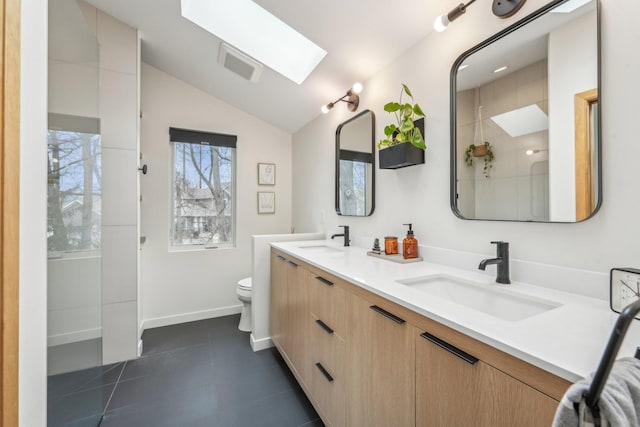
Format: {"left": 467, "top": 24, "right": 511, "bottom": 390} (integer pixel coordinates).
{"left": 403, "top": 223, "right": 418, "bottom": 259}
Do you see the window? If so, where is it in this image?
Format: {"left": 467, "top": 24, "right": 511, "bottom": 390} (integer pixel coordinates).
{"left": 47, "top": 114, "right": 101, "bottom": 254}
{"left": 170, "top": 127, "right": 237, "bottom": 248}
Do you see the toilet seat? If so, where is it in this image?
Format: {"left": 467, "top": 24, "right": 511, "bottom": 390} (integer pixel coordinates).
{"left": 238, "top": 277, "right": 252, "bottom": 292}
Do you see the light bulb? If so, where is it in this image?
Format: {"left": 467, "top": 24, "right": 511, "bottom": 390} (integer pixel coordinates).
{"left": 352, "top": 82, "right": 363, "bottom": 94}
{"left": 526, "top": 149, "right": 534, "bottom": 156}
{"left": 434, "top": 14, "right": 449, "bottom": 32}
{"left": 321, "top": 104, "right": 331, "bottom": 114}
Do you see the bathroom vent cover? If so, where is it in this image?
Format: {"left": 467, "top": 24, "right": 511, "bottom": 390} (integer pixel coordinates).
{"left": 218, "top": 43, "right": 263, "bottom": 83}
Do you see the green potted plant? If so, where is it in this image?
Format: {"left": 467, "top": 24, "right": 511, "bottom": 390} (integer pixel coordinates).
{"left": 464, "top": 141, "right": 494, "bottom": 178}
{"left": 378, "top": 84, "right": 426, "bottom": 169}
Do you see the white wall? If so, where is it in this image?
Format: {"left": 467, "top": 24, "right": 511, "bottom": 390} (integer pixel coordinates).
{"left": 293, "top": 0, "right": 640, "bottom": 275}
{"left": 140, "top": 63, "right": 293, "bottom": 327}
{"left": 20, "top": 0, "right": 48, "bottom": 424}
{"left": 548, "top": 10, "right": 598, "bottom": 222}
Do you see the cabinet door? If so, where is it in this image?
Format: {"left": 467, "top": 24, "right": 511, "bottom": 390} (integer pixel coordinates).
{"left": 416, "top": 330, "right": 559, "bottom": 427}
{"left": 269, "top": 251, "right": 288, "bottom": 350}
{"left": 347, "top": 294, "right": 415, "bottom": 427}
{"left": 478, "top": 364, "right": 559, "bottom": 427}
{"left": 286, "top": 260, "right": 310, "bottom": 382}
{"left": 416, "top": 331, "right": 483, "bottom": 427}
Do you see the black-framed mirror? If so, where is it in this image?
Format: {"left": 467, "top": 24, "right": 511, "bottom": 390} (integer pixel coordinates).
{"left": 336, "top": 110, "right": 375, "bottom": 216}
{"left": 451, "top": 0, "right": 600, "bottom": 222}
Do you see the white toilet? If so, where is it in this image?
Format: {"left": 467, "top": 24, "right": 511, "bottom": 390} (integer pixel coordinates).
{"left": 236, "top": 277, "right": 253, "bottom": 332}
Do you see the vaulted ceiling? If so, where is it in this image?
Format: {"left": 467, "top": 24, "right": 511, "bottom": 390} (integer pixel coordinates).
{"left": 85, "top": 0, "right": 446, "bottom": 133}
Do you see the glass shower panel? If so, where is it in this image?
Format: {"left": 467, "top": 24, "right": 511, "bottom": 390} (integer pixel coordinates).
{"left": 47, "top": 0, "right": 106, "bottom": 425}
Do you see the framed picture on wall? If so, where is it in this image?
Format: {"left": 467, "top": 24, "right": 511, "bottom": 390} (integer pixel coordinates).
{"left": 257, "top": 192, "right": 275, "bottom": 214}
{"left": 258, "top": 163, "right": 276, "bottom": 185}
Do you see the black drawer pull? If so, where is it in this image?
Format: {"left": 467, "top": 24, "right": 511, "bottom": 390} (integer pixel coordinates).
{"left": 369, "top": 305, "right": 405, "bottom": 324}
{"left": 276, "top": 255, "right": 285, "bottom": 261}
{"left": 315, "top": 276, "right": 334, "bottom": 286}
{"left": 315, "top": 319, "right": 334, "bottom": 335}
{"left": 315, "top": 363, "right": 334, "bottom": 382}
{"left": 420, "top": 332, "right": 478, "bottom": 365}
{"left": 287, "top": 260, "right": 298, "bottom": 267}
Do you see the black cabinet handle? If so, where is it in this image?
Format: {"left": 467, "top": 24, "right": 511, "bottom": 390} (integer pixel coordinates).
{"left": 420, "top": 332, "right": 478, "bottom": 365}
{"left": 315, "top": 363, "right": 334, "bottom": 382}
{"left": 315, "top": 319, "right": 334, "bottom": 335}
{"left": 276, "top": 255, "right": 285, "bottom": 261}
{"left": 287, "top": 260, "right": 298, "bottom": 267}
{"left": 315, "top": 276, "right": 334, "bottom": 287}
{"left": 369, "top": 305, "right": 405, "bottom": 324}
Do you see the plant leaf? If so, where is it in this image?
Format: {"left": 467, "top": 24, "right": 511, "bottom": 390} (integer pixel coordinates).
{"left": 384, "top": 124, "right": 397, "bottom": 136}
{"left": 402, "top": 83, "right": 413, "bottom": 98}
{"left": 402, "top": 104, "right": 413, "bottom": 118}
{"left": 400, "top": 119, "right": 414, "bottom": 133}
{"left": 384, "top": 102, "right": 401, "bottom": 112}
{"left": 411, "top": 129, "right": 426, "bottom": 150}
{"left": 413, "top": 104, "right": 425, "bottom": 117}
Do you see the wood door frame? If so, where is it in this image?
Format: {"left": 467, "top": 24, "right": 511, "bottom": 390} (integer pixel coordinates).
{"left": 1, "top": 0, "right": 21, "bottom": 424}
{"left": 575, "top": 88, "right": 598, "bottom": 222}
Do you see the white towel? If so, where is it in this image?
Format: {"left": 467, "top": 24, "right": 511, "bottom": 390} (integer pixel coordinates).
{"left": 553, "top": 357, "right": 640, "bottom": 427}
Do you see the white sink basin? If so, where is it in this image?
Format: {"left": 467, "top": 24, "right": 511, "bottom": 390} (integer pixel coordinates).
{"left": 297, "top": 245, "right": 343, "bottom": 254}
{"left": 397, "top": 274, "right": 561, "bottom": 322}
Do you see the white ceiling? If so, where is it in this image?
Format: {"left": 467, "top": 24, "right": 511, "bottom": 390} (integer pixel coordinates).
{"left": 85, "top": 0, "right": 444, "bottom": 133}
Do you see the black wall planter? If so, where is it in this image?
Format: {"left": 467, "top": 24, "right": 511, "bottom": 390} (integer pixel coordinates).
{"left": 378, "top": 118, "right": 425, "bottom": 169}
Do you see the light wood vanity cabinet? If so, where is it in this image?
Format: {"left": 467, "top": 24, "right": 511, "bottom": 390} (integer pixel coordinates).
{"left": 269, "top": 249, "right": 569, "bottom": 427}
{"left": 269, "top": 252, "right": 287, "bottom": 350}
{"left": 269, "top": 252, "right": 311, "bottom": 382}
{"left": 347, "top": 294, "right": 416, "bottom": 427}
{"left": 415, "top": 331, "right": 558, "bottom": 427}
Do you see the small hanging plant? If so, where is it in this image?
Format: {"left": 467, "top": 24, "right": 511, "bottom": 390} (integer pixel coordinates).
{"left": 377, "top": 84, "right": 426, "bottom": 150}
{"left": 464, "top": 141, "right": 494, "bottom": 178}
{"left": 464, "top": 105, "right": 494, "bottom": 178}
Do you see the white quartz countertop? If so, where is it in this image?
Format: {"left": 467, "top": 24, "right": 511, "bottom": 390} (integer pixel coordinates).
{"left": 271, "top": 240, "right": 640, "bottom": 383}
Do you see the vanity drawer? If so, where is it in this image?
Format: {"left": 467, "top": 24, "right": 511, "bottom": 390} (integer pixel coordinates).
{"left": 309, "top": 273, "right": 346, "bottom": 338}
{"left": 309, "top": 313, "right": 346, "bottom": 426}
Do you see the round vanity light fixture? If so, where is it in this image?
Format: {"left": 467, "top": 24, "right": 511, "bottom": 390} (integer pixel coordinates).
{"left": 322, "top": 83, "right": 363, "bottom": 114}
{"left": 492, "top": 0, "right": 527, "bottom": 18}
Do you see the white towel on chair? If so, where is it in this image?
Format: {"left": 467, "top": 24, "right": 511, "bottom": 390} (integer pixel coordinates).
{"left": 553, "top": 357, "right": 640, "bottom": 427}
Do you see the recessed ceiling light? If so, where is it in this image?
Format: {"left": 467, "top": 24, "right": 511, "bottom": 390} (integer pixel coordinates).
{"left": 181, "top": 0, "right": 327, "bottom": 85}
{"left": 493, "top": 66, "right": 508, "bottom": 73}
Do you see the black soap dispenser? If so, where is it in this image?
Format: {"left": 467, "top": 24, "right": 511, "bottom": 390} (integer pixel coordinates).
{"left": 403, "top": 223, "right": 418, "bottom": 259}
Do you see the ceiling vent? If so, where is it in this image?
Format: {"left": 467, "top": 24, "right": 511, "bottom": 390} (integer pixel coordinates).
{"left": 218, "top": 43, "right": 263, "bottom": 83}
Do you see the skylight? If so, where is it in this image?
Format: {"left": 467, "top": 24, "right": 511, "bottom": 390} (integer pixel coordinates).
{"left": 181, "top": 0, "right": 327, "bottom": 85}
{"left": 490, "top": 104, "right": 549, "bottom": 138}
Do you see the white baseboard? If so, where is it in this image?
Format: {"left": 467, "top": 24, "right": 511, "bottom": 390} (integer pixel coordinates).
{"left": 250, "top": 334, "right": 273, "bottom": 352}
{"left": 48, "top": 327, "right": 102, "bottom": 347}
{"left": 142, "top": 305, "right": 242, "bottom": 331}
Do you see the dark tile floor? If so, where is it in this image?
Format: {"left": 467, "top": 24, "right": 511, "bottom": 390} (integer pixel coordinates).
{"left": 48, "top": 314, "right": 322, "bottom": 427}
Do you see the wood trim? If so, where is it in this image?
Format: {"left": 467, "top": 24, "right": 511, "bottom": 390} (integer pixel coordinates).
{"left": 575, "top": 88, "right": 598, "bottom": 221}
{"left": 1, "top": 0, "right": 21, "bottom": 424}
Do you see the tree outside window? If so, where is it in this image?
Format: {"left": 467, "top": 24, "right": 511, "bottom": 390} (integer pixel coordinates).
{"left": 47, "top": 129, "right": 101, "bottom": 253}
{"left": 172, "top": 141, "right": 235, "bottom": 246}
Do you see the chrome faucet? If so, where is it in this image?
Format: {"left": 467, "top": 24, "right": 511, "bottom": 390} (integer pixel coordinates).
{"left": 331, "top": 225, "right": 350, "bottom": 247}
{"left": 478, "top": 241, "right": 510, "bottom": 284}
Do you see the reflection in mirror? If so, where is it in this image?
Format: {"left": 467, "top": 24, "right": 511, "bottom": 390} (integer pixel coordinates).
{"left": 336, "top": 110, "right": 375, "bottom": 216}
{"left": 451, "top": 0, "right": 600, "bottom": 222}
